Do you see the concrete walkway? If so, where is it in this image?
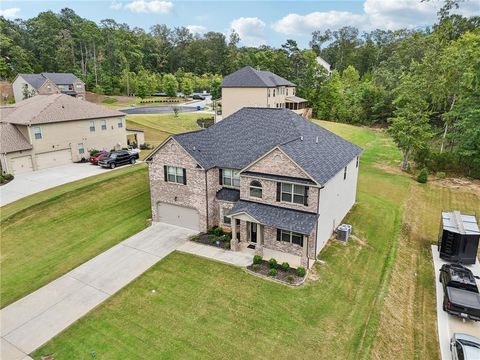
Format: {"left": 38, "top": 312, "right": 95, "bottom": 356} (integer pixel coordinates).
{"left": 431, "top": 245, "right": 480, "bottom": 360}
{"left": 177, "top": 241, "right": 253, "bottom": 267}
{"left": 0, "top": 223, "right": 195, "bottom": 360}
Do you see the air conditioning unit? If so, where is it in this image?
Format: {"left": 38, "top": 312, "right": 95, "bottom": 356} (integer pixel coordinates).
{"left": 337, "top": 224, "right": 352, "bottom": 242}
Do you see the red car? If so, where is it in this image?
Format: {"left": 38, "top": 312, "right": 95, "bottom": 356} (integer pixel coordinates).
{"left": 89, "top": 151, "right": 110, "bottom": 165}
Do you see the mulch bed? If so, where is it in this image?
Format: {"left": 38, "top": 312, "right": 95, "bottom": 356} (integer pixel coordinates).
{"left": 192, "top": 232, "right": 231, "bottom": 250}
{"left": 246, "top": 260, "right": 306, "bottom": 285}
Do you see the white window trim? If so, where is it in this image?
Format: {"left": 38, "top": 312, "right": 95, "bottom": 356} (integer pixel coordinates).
{"left": 222, "top": 168, "right": 240, "bottom": 187}
{"left": 101, "top": 119, "right": 107, "bottom": 130}
{"left": 281, "top": 183, "right": 305, "bottom": 205}
{"left": 77, "top": 143, "right": 85, "bottom": 154}
{"left": 117, "top": 118, "right": 123, "bottom": 128}
{"left": 167, "top": 166, "right": 185, "bottom": 184}
{"left": 249, "top": 181, "right": 262, "bottom": 198}
{"left": 279, "top": 229, "right": 303, "bottom": 246}
{"left": 33, "top": 126, "right": 42, "bottom": 140}
{"left": 89, "top": 120, "right": 95, "bottom": 132}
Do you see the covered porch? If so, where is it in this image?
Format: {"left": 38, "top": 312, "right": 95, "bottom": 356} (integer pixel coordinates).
{"left": 285, "top": 95, "right": 309, "bottom": 115}
{"left": 227, "top": 200, "right": 318, "bottom": 269}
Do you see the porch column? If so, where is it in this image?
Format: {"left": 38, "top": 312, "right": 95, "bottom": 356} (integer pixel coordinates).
{"left": 255, "top": 224, "right": 264, "bottom": 256}
{"left": 301, "top": 235, "right": 309, "bottom": 268}
{"left": 230, "top": 216, "right": 239, "bottom": 251}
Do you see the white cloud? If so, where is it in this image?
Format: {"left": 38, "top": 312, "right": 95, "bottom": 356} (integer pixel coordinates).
{"left": 230, "top": 17, "right": 266, "bottom": 47}
{"left": 110, "top": 1, "right": 123, "bottom": 10}
{"left": 272, "top": 0, "right": 480, "bottom": 35}
{"left": 187, "top": 25, "right": 207, "bottom": 34}
{"left": 0, "top": 7, "right": 20, "bottom": 19}
{"left": 125, "top": 0, "right": 173, "bottom": 14}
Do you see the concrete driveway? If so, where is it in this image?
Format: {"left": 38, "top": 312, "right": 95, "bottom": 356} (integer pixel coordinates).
{"left": 432, "top": 245, "right": 480, "bottom": 360}
{"left": 0, "top": 162, "right": 131, "bottom": 206}
{"left": 0, "top": 222, "right": 195, "bottom": 360}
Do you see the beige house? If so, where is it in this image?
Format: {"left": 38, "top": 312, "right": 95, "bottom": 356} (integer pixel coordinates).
{"left": 12, "top": 73, "right": 86, "bottom": 103}
{"left": 147, "top": 108, "right": 362, "bottom": 268}
{"left": 0, "top": 94, "right": 127, "bottom": 174}
{"left": 215, "top": 66, "right": 310, "bottom": 122}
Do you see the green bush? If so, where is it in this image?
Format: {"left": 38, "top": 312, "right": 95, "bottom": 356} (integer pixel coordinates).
{"left": 3, "top": 173, "right": 13, "bottom": 181}
{"left": 268, "top": 268, "right": 278, "bottom": 277}
{"left": 219, "top": 235, "right": 230, "bottom": 242}
{"left": 287, "top": 275, "right": 294, "bottom": 283}
{"left": 252, "top": 264, "right": 261, "bottom": 271}
{"left": 436, "top": 171, "right": 446, "bottom": 179}
{"left": 253, "top": 255, "right": 263, "bottom": 265}
{"left": 268, "top": 258, "right": 277, "bottom": 269}
{"left": 417, "top": 167, "right": 428, "bottom": 183}
{"left": 281, "top": 262, "right": 290, "bottom": 271}
{"left": 0, "top": 176, "right": 5, "bottom": 184}
{"left": 209, "top": 234, "right": 217, "bottom": 244}
{"left": 90, "top": 149, "right": 100, "bottom": 156}
{"left": 139, "top": 143, "right": 152, "bottom": 150}
{"left": 190, "top": 235, "right": 200, "bottom": 241}
{"left": 213, "top": 227, "right": 224, "bottom": 237}
{"left": 207, "top": 227, "right": 215, "bottom": 235}
{"left": 296, "top": 267, "right": 306, "bottom": 277}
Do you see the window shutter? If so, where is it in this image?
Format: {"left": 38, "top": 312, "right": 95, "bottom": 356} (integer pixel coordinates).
{"left": 276, "top": 229, "right": 281, "bottom": 241}
{"left": 276, "top": 183, "right": 281, "bottom": 201}
{"left": 164, "top": 165, "right": 168, "bottom": 182}
{"left": 219, "top": 169, "right": 223, "bottom": 185}
{"left": 183, "top": 168, "right": 187, "bottom": 185}
{"left": 304, "top": 186, "right": 309, "bottom": 206}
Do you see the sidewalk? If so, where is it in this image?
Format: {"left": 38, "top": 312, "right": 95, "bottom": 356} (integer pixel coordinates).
{"left": 177, "top": 241, "right": 253, "bottom": 267}
{"left": 0, "top": 223, "right": 195, "bottom": 360}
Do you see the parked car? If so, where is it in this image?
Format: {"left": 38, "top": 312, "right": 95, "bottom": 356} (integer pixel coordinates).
{"left": 440, "top": 264, "right": 480, "bottom": 321}
{"left": 89, "top": 151, "right": 110, "bottom": 165}
{"left": 98, "top": 150, "right": 136, "bottom": 169}
{"left": 192, "top": 94, "right": 205, "bottom": 100}
{"left": 451, "top": 333, "right": 480, "bottom": 359}
{"left": 127, "top": 147, "right": 140, "bottom": 159}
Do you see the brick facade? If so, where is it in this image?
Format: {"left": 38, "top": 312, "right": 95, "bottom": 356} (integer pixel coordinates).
{"left": 247, "top": 148, "right": 310, "bottom": 178}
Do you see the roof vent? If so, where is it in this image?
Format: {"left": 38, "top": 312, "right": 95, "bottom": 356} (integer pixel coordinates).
{"left": 193, "top": 146, "right": 196, "bottom": 151}
{"left": 300, "top": 136, "right": 304, "bottom": 141}
{"left": 315, "top": 136, "right": 319, "bottom": 143}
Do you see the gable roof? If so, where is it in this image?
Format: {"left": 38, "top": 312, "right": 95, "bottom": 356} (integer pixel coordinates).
{"left": 1, "top": 94, "right": 124, "bottom": 125}
{"left": 0, "top": 122, "right": 32, "bottom": 153}
{"left": 150, "top": 108, "right": 362, "bottom": 186}
{"left": 41, "top": 72, "right": 81, "bottom": 85}
{"left": 221, "top": 66, "right": 295, "bottom": 88}
{"left": 18, "top": 74, "right": 48, "bottom": 90}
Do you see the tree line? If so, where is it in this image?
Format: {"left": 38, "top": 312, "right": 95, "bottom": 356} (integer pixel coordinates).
{"left": 0, "top": 5, "right": 478, "bottom": 177}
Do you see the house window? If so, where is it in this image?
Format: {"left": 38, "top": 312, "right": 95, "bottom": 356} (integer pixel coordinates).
{"left": 76, "top": 84, "right": 82, "bottom": 89}
{"left": 101, "top": 119, "right": 107, "bottom": 130}
{"left": 249, "top": 180, "right": 262, "bottom": 198}
{"left": 77, "top": 143, "right": 85, "bottom": 154}
{"left": 117, "top": 118, "right": 123, "bottom": 128}
{"left": 286, "top": 88, "right": 289, "bottom": 96}
{"left": 33, "top": 126, "right": 42, "bottom": 140}
{"left": 222, "top": 168, "right": 240, "bottom": 187}
{"left": 281, "top": 183, "right": 307, "bottom": 205}
{"left": 165, "top": 166, "right": 186, "bottom": 184}
{"left": 223, "top": 213, "right": 231, "bottom": 225}
{"left": 89, "top": 120, "right": 95, "bottom": 132}
{"left": 278, "top": 229, "right": 303, "bottom": 247}
{"left": 344, "top": 166, "right": 347, "bottom": 180}
{"left": 356, "top": 156, "right": 359, "bottom": 168}
{"left": 273, "top": 89, "right": 275, "bottom": 97}
{"left": 267, "top": 89, "right": 270, "bottom": 97}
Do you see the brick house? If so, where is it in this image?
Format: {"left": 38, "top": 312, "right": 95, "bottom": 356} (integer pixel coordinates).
{"left": 147, "top": 108, "right": 362, "bottom": 267}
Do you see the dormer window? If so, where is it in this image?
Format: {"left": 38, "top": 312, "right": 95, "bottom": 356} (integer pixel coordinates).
{"left": 249, "top": 180, "right": 262, "bottom": 198}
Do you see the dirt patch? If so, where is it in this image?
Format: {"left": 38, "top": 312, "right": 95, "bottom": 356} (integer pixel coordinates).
{"left": 373, "top": 163, "right": 406, "bottom": 176}
{"left": 431, "top": 177, "right": 480, "bottom": 193}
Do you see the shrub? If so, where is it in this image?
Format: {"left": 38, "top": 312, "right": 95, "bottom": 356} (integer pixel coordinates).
{"left": 222, "top": 241, "right": 230, "bottom": 249}
{"left": 139, "top": 143, "right": 152, "bottom": 150}
{"left": 268, "top": 268, "right": 278, "bottom": 277}
{"left": 268, "top": 258, "right": 277, "bottom": 269}
{"left": 253, "top": 255, "right": 263, "bottom": 265}
{"left": 252, "top": 264, "right": 261, "bottom": 271}
{"left": 213, "top": 227, "right": 224, "bottom": 237}
{"left": 296, "top": 267, "right": 306, "bottom": 277}
{"left": 436, "top": 171, "right": 446, "bottom": 179}
{"left": 417, "top": 167, "right": 428, "bottom": 183}
{"left": 190, "top": 235, "right": 200, "bottom": 241}
{"left": 3, "top": 173, "right": 13, "bottom": 181}
{"left": 207, "top": 227, "right": 215, "bottom": 235}
{"left": 281, "top": 262, "right": 290, "bottom": 271}
{"left": 209, "top": 234, "right": 217, "bottom": 244}
{"left": 287, "top": 275, "right": 294, "bottom": 283}
{"left": 0, "top": 176, "right": 5, "bottom": 184}
{"left": 90, "top": 149, "right": 100, "bottom": 156}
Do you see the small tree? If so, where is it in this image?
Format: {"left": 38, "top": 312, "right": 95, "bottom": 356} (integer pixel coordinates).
{"left": 136, "top": 80, "right": 148, "bottom": 99}
{"left": 163, "top": 73, "right": 178, "bottom": 97}
{"left": 417, "top": 168, "right": 429, "bottom": 183}
{"left": 182, "top": 78, "right": 193, "bottom": 98}
{"left": 172, "top": 105, "right": 180, "bottom": 117}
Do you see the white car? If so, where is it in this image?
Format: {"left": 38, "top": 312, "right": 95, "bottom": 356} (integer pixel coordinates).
{"left": 451, "top": 333, "right": 480, "bottom": 360}
{"left": 127, "top": 147, "right": 140, "bottom": 159}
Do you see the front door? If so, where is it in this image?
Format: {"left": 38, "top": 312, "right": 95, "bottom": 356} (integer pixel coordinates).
{"left": 250, "top": 222, "right": 258, "bottom": 243}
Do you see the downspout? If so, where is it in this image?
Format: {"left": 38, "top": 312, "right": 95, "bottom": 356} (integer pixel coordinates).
{"left": 314, "top": 185, "right": 323, "bottom": 259}
{"left": 205, "top": 169, "right": 209, "bottom": 229}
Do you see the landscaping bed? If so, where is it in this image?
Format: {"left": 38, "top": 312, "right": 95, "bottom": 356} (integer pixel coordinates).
{"left": 247, "top": 256, "right": 306, "bottom": 285}
{"left": 191, "top": 226, "right": 231, "bottom": 250}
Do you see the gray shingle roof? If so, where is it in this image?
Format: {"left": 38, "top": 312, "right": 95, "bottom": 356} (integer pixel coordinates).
{"left": 216, "top": 188, "right": 240, "bottom": 202}
{"left": 221, "top": 66, "right": 295, "bottom": 88}
{"left": 242, "top": 171, "right": 316, "bottom": 185}
{"left": 41, "top": 73, "right": 81, "bottom": 85}
{"left": 18, "top": 74, "right": 47, "bottom": 90}
{"left": 170, "top": 108, "right": 362, "bottom": 186}
{"left": 227, "top": 200, "right": 319, "bottom": 235}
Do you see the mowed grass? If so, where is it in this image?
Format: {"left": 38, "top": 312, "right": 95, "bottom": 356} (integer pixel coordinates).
{"left": 32, "top": 121, "right": 415, "bottom": 359}
{"left": 0, "top": 165, "right": 151, "bottom": 308}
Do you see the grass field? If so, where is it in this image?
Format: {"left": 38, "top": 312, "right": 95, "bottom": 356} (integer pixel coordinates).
{"left": 0, "top": 165, "right": 151, "bottom": 308}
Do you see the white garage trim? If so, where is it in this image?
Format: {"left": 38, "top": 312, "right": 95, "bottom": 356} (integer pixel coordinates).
{"left": 157, "top": 202, "right": 200, "bottom": 231}
{"left": 35, "top": 149, "right": 72, "bottom": 170}
{"left": 10, "top": 155, "right": 33, "bottom": 174}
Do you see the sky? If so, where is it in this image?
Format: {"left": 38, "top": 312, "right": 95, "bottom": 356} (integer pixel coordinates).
{"left": 0, "top": 0, "right": 478, "bottom": 47}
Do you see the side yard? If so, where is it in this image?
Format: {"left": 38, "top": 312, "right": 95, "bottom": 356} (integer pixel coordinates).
{"left": 0, "top": 165, "right": 151, "bottom": 308}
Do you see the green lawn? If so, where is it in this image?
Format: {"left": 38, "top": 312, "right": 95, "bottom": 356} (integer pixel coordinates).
{"left": 0, "top": 165, "right": 151, "bottom": 308}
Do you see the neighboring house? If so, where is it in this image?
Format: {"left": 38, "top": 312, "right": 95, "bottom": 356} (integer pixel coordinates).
{"left": 12, "top": 73, "right": 86, "bottom": 102}
{"left": 215, "top": 66, "right": 310, "bottom": 122}
{"left": 126, "top": 128, "right": 145, "bottom": 147}
{"left": 147, "top": 108, "right": 362, "bottom": 268}
{"left": 316, "top": 56, "right": 332, "bottom": 75}
{"left": 0, "top": 94, "right": 127, "bottom": 174}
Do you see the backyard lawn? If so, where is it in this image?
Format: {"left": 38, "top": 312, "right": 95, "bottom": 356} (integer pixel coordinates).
{"left": 0, "top": 165, "right": 151, "bottom": 308}
{"left": 30, "top": 121, "right": 480, "bottom": 359}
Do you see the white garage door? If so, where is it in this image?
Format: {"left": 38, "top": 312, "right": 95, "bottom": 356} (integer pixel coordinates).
{"left": 158, "top": 202, "right": 200, "bottom": 231}
{"left": 35, "top": 149, "right": 72, "bottom": 170}
{"left": 10, "top": 155, "right": 33, "bottom": 174}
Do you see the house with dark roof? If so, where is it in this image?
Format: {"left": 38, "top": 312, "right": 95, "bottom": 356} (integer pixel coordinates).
{"left": 12, "top": 73, "right": 86, "bottom": 102}
{"left": 147, "top": 108, "right": 362, "bottom": 268}
{"left": 216, "top": 66, "right": 310, "bottom": 122}
{"left": 0, "top": 94, "right": 126, "bottom": 174}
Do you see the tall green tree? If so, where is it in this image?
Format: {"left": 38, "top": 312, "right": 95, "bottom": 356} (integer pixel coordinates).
{"left": 163, "top": 73, "right": 178, "bottom": 97}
